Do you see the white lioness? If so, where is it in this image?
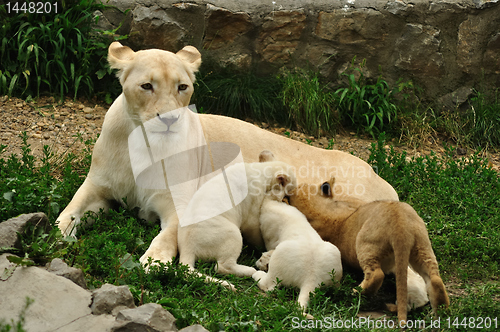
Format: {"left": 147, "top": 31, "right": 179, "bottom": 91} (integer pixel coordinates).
{"left": 56, "top": 42, "right": 398, "bottom": 266}
{"left": 177, "top": 160, "right": 297, "bottom": 287}
{"left": 288, "top": 178, "right": 450, "bottom": 324}
{"left": 252, "top": 195, "right": 342, "bottom": 318}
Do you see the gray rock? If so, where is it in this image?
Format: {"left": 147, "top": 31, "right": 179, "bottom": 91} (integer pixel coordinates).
{"left": 0, "top": 254, "right": 115, "bottom": 332}
{"left": 438, "top": 86, "right": 474, "bottom": 112}
{"left": 112, "top": 303, "right": 177, "bottom": 332}
{"left": 473, "top": 0, "right": 499, "bottom": 9}
{"left": 179, "top": 324, "right": 209, "bottom": 332}
{"left": 91, "top": 283, "right": 136, "bottom": 316}
{"left": 0, "top": 212, "right": 49, "bottom": 249}
{"left": 395, "top": 23, "right": 444, "bottom": 78}
{"left": 46, "top": 258, "right": 87, "bottom": 289}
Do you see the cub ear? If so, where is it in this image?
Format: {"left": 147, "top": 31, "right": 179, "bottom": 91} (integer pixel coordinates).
{"left": 108, "top": 42, "right": 136, "bottom": 72}
{"left": 276, "top": 173, "right": 290, "bottom": 187}
{"left": 176, "top": 46, "right": 202, "bottom": 76}
{"left": 320, "top": 181, "right": 332, "bottom": 197}
{"left": 259, "top": 150, "right": 276, "bottom": 162}
{"left": 329, "top": 176, "right": 336, "bottom": 187}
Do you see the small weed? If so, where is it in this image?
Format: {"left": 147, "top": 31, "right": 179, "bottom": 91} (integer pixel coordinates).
{"left": 0, "top": 297, "right": 32, "bottom": 332}
{"left": 0, "top": 132, "right": 91, "bottom": 221}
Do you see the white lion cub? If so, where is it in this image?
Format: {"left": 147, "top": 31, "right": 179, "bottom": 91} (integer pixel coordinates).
{"left": 177, "top": 160, "right": 297, "bottom": 288}
{"left": 252, "top": 194, "right": 343, "bottom": 318}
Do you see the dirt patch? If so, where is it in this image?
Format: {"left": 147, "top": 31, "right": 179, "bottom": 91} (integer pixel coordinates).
{"left": 1, "top": 96, "right": 500, "bottom": 172}
{"left": 250, "top": 121, "right": 500, "bottom": 172}
{"left": 0, "top": 96, "right": 106, "bottom": 160}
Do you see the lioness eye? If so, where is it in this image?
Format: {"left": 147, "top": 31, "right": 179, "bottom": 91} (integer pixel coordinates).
{"left": 141, "top": 83, "right": 153, "bottom": 90}
{"left": 178, "top": 84, "right": 188, "bottom": 91}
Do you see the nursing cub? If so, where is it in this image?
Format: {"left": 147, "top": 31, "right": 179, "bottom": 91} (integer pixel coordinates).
{"left": 253, "top": 193, "right": 342, "bottom": 318}
{"left": 177, "top": 160, "right": 296, "bottom": 288}
{"left": 288, "top": 177, "right": 450, "bottom": 324}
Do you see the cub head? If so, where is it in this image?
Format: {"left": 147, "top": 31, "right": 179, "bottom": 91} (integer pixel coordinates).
{"left": 258, "top": 150, "right": 276, "bottom": 162}
{"left": 267, "top": 167, "right": 298, "bottom": 202}
{"left": 287, "top": 177, "right": 335, "bottom": 211}
{"left": 108, "top": 42, "right": 201, "bottom": 125}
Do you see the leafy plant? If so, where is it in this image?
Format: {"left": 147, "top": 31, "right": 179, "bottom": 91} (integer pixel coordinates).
{"left": 0, "top": 0, "right": 127, "bottom": 101}
{"left": 335, "top": 58, "right": 401, "bottom": 137}
{"left": 0, "top": 297, "right": 32, "bottom": 332}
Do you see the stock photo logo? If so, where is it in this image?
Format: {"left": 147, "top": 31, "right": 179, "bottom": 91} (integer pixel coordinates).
{"left": 128, "top": 105, "right": 247, "bottom": 226}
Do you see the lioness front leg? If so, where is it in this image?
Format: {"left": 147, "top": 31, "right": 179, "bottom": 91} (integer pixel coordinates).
{"left": 57, "top": 177, "right": 112, "bottom": 237}
{"left": 139, "top": 194, "right": 180, "bottom": 267}
{"left": 140, "top": 215, "right": 179, "bottom": 267}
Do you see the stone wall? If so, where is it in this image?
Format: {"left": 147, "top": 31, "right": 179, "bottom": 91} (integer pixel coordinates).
{"left": 95, "top": 0, "right": 500, "bottom": 101}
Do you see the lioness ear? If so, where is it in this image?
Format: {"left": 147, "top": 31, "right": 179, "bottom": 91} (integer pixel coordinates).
{"left": 259, "top": 150, "right": 275, "bottom": 162}
{"left": 320, "top": 181, "right": 332, "bottom": 197}
{"left": 108, "top": 42, "right": 136, "bottom": 80}
{"left": 176, "top": 46, "right": 202, "bottom": 75}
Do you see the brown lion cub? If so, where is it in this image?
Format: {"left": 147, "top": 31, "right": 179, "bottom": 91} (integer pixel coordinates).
{"left": 288, "top": 177, "right": 449, "bottom": 324}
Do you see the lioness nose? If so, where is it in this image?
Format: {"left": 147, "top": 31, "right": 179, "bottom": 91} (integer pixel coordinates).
{"left": 157, "top": 113, "right": 179, "bottom": 128}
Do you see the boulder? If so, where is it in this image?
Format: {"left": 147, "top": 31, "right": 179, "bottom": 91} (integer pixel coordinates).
{"left": 46, "top": 257, "right": 87, "bottom": 289}
{"left": 394, "top": 23, "right": 444, "bottom": 78}
{"left": 203, "top": 4, "right": 252, "bottom": 50}
{"left": 91, "top": 283, "right": 137, "bottom": 316}
{"left": 0, "top": 212, "right": 49, "bottom": 249}
{"left": 179, "top": 325, "right": 210, "bottom": 332}
{"left": 257, "top": 10, "right": 306, "bottom": 64}
{"left": 112, "top": 303, "right": 177, "bottom": 332}
{"left": 0, "top": 254, "right": 115, "bottom": 332}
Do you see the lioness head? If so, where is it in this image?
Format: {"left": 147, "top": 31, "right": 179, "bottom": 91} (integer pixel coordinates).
{"left": 108, "top": 42, "right": 202, "bottom": 124}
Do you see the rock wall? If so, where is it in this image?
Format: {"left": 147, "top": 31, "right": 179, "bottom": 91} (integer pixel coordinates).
{"left": 95, "top": 0, "right": 500, "bottom": 100}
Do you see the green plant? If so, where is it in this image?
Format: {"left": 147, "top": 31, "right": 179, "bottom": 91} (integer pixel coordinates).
{"left": 279, "top": 67, "right": 338, "bottom": 137}
{"left": 192, "top": 64, "right": 288, "bottom": 125}
{"left": 0, "top": 132, "right": 92, "bottom": 222}
{"left": 335, "top": 58, "right": 400, "bottom": 137}
{"left": 0, "top": 0, "right": 127, "bottom": 101}
{"left": 463, "top": 89, "right": 500, "bottom": 150}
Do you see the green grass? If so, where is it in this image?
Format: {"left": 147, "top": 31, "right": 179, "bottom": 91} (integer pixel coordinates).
{"left": 279, "top": 68, "right": 339, "bottom": 136}
{"left": 192, "top": 64, "right": 289, "bottom": 125}
{"left": 0, "top": 0, "right": 126, "bottom": 102}
{"left": 1, "top": 132, "right": 499, "bottom": 331}
{"left": 438, "top": 89, "right": 500, "bottom": 151}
